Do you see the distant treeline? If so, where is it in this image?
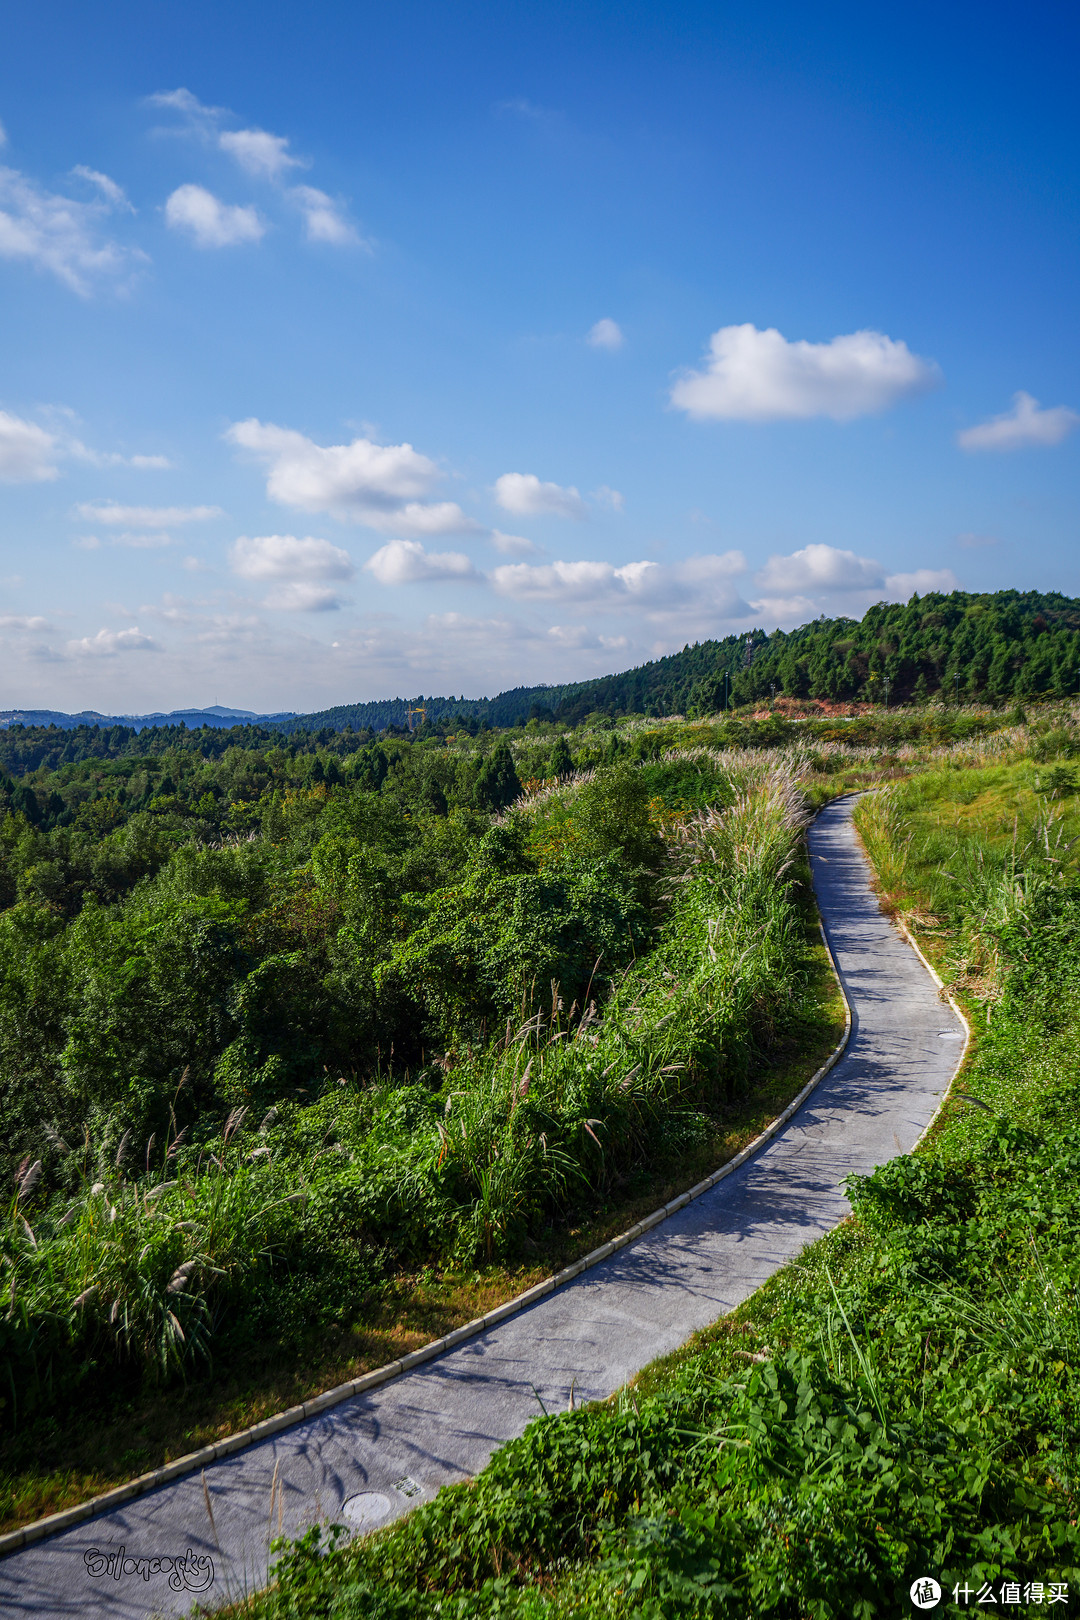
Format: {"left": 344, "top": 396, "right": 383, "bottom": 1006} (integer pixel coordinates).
{"left": 4, "top": 591, "right": 1077, "bottom": 778}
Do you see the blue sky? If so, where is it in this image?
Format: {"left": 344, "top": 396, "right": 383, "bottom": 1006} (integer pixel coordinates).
{"left": 1, "top": 0, "right": 1077, "bottom": 713}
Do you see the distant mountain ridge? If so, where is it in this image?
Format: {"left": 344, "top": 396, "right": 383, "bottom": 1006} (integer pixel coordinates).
{"left": 0, "top": 706, "right": 296, "bottom": 732}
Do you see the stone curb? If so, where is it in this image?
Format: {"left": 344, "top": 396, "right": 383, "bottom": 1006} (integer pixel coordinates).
{"left": 901, "top": 922, "right": 974, "bottom": 1147}
{"left": 0, "top": 925, "right": 852, "bottom": 1559}
{"left": 844, "top": 790, "right": 972, "bottom": 1148}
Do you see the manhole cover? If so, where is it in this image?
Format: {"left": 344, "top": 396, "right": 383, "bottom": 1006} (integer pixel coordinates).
{"left": 340, "top": 1492, "right": 393, "bottom": 1531}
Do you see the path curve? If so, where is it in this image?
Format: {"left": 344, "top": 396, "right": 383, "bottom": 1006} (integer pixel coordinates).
{"left": 0, "top": 796, "right": 967, "bottom": 1618}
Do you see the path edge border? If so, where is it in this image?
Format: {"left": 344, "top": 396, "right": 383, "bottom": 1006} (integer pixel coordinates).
{"left": 0, "top": 890, "right": 852, "bottom": 1559}
{"left": 901, "top": 923, "right": 973, "bottom": 1146}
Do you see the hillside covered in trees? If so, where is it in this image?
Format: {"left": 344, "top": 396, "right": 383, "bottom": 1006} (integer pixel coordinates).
{"left": 286, "top": 588, "right": 1080, "bottom": 730}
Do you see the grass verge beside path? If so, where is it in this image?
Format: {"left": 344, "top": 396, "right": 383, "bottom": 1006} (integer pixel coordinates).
{"left": 0, "top": 897, "right": 844, "bottom": 1537}
{"left": 217, "top": 765, "right": 1080, "bottom": 1620}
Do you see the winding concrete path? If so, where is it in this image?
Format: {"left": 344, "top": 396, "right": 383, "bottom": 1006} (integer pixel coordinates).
{"left": 0, "top": 796, "right": 966, "bottom": 1618}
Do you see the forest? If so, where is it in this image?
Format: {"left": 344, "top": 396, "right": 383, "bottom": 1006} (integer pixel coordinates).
{"left": 2, "top": 700, "right": 857, "bottom": 1503}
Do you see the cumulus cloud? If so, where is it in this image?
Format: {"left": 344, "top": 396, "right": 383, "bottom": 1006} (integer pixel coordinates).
{"left": 957, "top": 391, "right": 1080, "bottom": 451}
{"left": 230, "top": 533, "right": 354, "bottom": 581}
{"left": 68, "top": 627, "right": 158, "bottom": 656}
{"left": 0, "top": 164, "right": 138, "bottom": 294}
{"left": 70, "top": 166, "right": 134, "bottom": 212}
{"left": 149, "top": 91, "right": 361, "bottom": 249}
{"left": 493, "top": 472, "right": 587, "bottom": 520}
{"left": 587, "top": 318, "right": 624, "bottom": 351}
{"left": 365, "top": 539, "right": 480, "bottom": 586}
{"left": 754, "top": 543, "right": 885, "bottom": 595}
{"left": 0, "top": 411, "right": 59, "bottom": 482}
{"left": 75, "top": 501, "right": 222, "bottom": 527}
{"left": 884, "top": 568, "right": 960, "bottom": 598}
{"left": 165, "top": 184, "right": 264, "bottom": 248}
{"left": 289, "top": 185, "right": 362, "bottom": 245}
{"left": 225, "top": 418, "right": 476, "bottom": 533}
{"left": 491, "top": 550, "right": 746, "bottom": 615}
{"left": 671, "top": 323, "right": 940, "bottom": 422}
{"left": 749, "top": 543, "right": 960, "bottom": 621}
{"left": 219, "top": 128, "right": 302, "bottom": 181}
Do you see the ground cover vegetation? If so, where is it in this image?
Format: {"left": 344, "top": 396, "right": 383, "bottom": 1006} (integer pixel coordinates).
{"left": 220, "top": 723, "right": 1080, "bottom": 1619}
{"left": 0, "top": 710, "right": 870, "bottom": 1528}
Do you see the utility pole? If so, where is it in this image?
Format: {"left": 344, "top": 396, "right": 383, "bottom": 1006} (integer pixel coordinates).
{"left": 954, "top": 672, "right": 960, "bottom": 706}
{"left": 884, "top": 677, "right": 890, "bottom": 710}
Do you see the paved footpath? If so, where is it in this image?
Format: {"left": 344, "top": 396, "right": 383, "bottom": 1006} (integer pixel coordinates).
{"left": 0, "top": 796, "right": 967, "bottom": 1618}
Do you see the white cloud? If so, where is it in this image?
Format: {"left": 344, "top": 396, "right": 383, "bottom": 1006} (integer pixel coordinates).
{"left": 493, "top": 472, "right": 587, "bottom": 519}
{"left": 492, "top": 550, "right": 746, "bottom": 614}
{"left": 219, "top": 128, "right": 302, "bottom": 181}
{"left": 754, "top": 543, "right": 884, "bottom": 595}
{"left": 587, "top": 318, "right": 624, "bottom": 351}
{"left": 226, "top": 418, "right": 474, "bottom": 534}
{"left": 73, "top": 536, "right": 101, "bottom": 550}
{"left": 491, "top": 530, "right": 542, "bottom": 558}
{"left": 289, "top": 185, "right": 362, "bottom": 246}
{"left": 956, "top": 532, "right": 1000, "bottom": 549}
{"left": 376, "top": 501, "right": 480, "bottom": 537}
{"left": 68, "top": 627, "right": 158, "bottom": 656}
{"left": 67, "top": 441, "right": 173, "bottom": 470}
{"left": 262, "top": 581, "right": 347, "bottom": 612}
{"left": 547, "top": 624, "right": 629, "bottom": 651}
{"left": 671, "top": 323, "right": 940, "bottom": 422}
{"left": 884, "top": 568, "right": 960, "bottom": 598}
{"left": 0, "top": 411, "right": 59, "bottom": 482}
{"left": 0, "top": 165, "right": 137, "bottom": 294}
{"left": 145, "top": 88, "right": 226, "bottom": 121}
{"left": 365, "top": 538, "right": 480, "bottom": 586}
{"left": 75, "top": 501, "right": 222, "bottom": 527}
{"left": 956, "top": 391, "right": 1080, "bottom": 451}
{"left": 165, "top": 184, "right": 264, "bottom": 248}
{"left": 592, "top": 484, "right": 625, "bottom": 512}
{"left": 0, "top": 119, "right": 7, "bottom": 148}
{"left": 749, "top": 544, "right": 961, "bottom": 621}
{"left": 149, "top": 92, "right": 362, "bottom": 252}
{"left": 230, "top": 533, "right": 354, "bottom": 581}
{"left": 71, "top": 166, "right": 134, "bottom": 212}
{"left": 0, "top": 614, "right": 51, "bottom": 631}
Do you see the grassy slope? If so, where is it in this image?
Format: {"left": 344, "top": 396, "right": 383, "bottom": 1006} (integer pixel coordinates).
{"left": 219, "top": 757, "right": 1080, "bottom": 1619}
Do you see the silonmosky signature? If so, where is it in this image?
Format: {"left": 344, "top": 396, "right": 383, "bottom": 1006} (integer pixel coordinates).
{"left": 83, "top": 1545, "right": 215, "bottom": 1592}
